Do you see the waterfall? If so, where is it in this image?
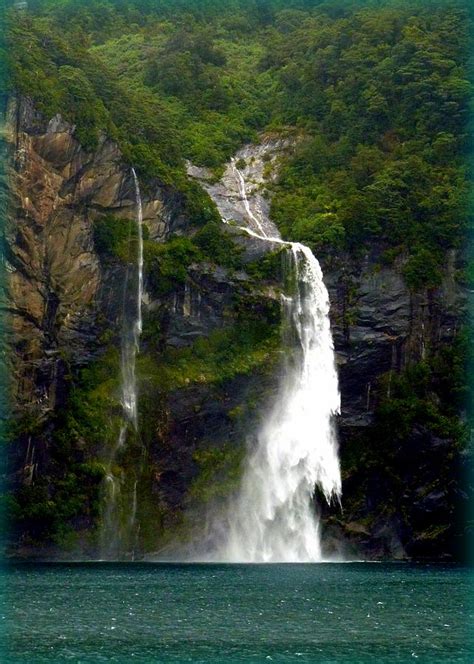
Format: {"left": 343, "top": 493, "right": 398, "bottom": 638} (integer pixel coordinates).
{"left": 230, "top": 158, "right": 268, "bottom": 238}
{"left": 120, "top": 168, "right": 144, "bottom": 429}
{"left": 99, "top": 168, "right": 144, "bottom": 558}
{"left": 210, "top": 161, "right": 342, "bottom": 562}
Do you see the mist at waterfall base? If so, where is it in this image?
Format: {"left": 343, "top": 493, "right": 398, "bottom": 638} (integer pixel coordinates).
{"left": 4, "top": 562, "right": 472, "bottom": 663}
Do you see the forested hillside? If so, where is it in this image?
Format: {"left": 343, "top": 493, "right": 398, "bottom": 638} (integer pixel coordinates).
{"left": 7, "top": 0, "right": 471, "bottom": 277}
{"left": 2, "top": 0, "right": 472, "bottom": 559}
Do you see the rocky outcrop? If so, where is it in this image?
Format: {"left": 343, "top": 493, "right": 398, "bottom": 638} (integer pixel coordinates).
{"left": 328, "top": 249, "right": 463, "bottom": 426}
{"left": 6, "top": 98, "right": 156, "bottom": 414}
{"left": 324, "top": 246, "right": 466, "bottom": 560}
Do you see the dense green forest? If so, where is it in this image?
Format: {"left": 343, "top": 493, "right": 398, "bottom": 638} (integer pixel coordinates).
{"left": 6, "top": 0, "right": 472, "bottom": 285}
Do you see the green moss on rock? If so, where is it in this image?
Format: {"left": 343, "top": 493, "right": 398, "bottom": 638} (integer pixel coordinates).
{"left": 189, "top": 444, "right": 245, "bottom": 505}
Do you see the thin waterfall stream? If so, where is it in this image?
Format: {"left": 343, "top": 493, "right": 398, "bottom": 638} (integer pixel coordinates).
{"left": 123, "top": 167, "right": 144, "bottom": 429}
{"left": 202, "top": 157, "right": 342, "bottom": 562}
{"left": 230, "top": 157, "right": 268, "bottom": 238}
{"left": 100, "top": 168, "right": 144, "bottom": 558}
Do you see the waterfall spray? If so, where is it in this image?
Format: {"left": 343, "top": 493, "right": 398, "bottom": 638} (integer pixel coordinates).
{"left": 217, "top": 242, "right": 341, "bottom": 562}
{"left": 197, "top": 157, "right": 341, "bottom": 562}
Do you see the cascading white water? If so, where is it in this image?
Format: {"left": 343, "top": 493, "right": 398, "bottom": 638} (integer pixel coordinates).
{"left": 120, "top": 167, "right": 144, "bottom": 430}
{"left": 100, "top": 168, "right": 144, "bottom": 558}
{"left": 231, "top": 158, "right": 268, "bottom": 238}
{"left": 212, "top": 161, "right": 341, "bottom": 562}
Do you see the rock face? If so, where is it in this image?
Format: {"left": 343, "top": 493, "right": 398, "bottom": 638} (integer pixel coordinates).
{"left": 328, "top": 250, "right": 462, "bottom": 425}
{"left": 4, "top": 98, "right": 467, "bottom": 560}
{"left": 5, "top": 98, "right": 283, "bottom": 558}
{"left": 6, "top": 98, "right": 151, "bottom": 413}
{"left": 325, "top": 250, "right": 466, "bottom": 560}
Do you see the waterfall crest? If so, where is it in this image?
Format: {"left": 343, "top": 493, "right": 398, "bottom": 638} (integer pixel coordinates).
{"left": 99, "top": 168, "right": 144, "bottom": 558}
{"left": 202, "top": 157, "right": 341, "bottom": 562}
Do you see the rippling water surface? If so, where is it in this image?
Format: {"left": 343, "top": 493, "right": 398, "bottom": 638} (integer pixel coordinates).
{"left": 2, "top": 562, "right": 472, "bottom": 663}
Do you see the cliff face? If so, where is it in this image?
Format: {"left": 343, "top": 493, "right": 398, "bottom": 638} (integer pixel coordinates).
{"left": 325, "top": 248, "right": 466, "bottom": 559}
{"left": 190, "top": 141, "right": 468, "bottom": 560}
{"left": 5, "top": 98, "right": 282, "bottom": 557}
{"left": 5, "top": 98, "right": 467, "bottom": 560}
{"left": 7, "top": 98, "right": 163, "bottom": 414}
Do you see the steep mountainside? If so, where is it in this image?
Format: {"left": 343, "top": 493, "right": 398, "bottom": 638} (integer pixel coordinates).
{"left": 5, "top": 97, "right": 285, "bottom": 557}
{"left": 4, "top": 95, "right": 469, "bottom": 560}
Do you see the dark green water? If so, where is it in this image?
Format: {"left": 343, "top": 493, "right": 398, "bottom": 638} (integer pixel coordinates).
{"left": 2, "top": 563, "right": 472, "bottom": 663}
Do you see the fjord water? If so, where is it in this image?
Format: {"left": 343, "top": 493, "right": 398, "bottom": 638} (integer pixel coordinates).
{"left": 3, "top": 563, "right": 472, "bottom": 663}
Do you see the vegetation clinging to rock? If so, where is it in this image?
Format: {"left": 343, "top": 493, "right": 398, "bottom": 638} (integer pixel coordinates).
{"left": 7, "top": 1, "right": 470, "bottom": 285}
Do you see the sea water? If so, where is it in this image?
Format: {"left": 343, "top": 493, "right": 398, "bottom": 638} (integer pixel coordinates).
{"left": 2, "top": 563, "right": 472, "bottom": 663}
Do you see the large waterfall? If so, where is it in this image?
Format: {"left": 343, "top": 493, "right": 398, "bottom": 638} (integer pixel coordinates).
{"left": 100, "top": 168, "right": 144, "bottom": 558}
{"left": 218, "top": 242, "right": 341, "bottom": 562}
{"left": 198, "top": 154, "right": 342, "bottom": 562}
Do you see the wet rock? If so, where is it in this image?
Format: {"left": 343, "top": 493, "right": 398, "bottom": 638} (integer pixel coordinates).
{"left": 5, "top": 97, "right": 170, "bottom": 414}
